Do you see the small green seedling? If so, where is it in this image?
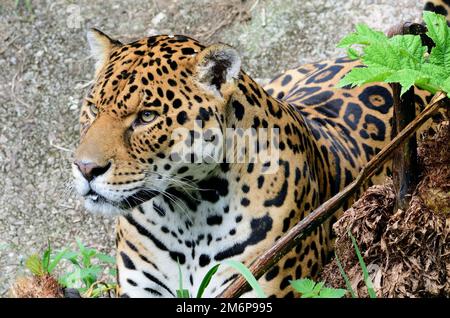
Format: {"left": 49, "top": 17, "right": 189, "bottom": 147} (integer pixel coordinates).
{"left": 24, "top": 240, "right": 117, "bottom": 298}
{"left": 58, "top": 239, "right": 117, "bottom": 297}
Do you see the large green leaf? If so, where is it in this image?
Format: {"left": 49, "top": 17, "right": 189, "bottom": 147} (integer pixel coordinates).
{"left": 424, "top": 11, "right": 450, "bottom": 76}
{"left": 290, "top": 278, "right": 316, "bottom": 294}
{"left": 337, "top": 66, "right": 393, "bottom": 88}
{"left": 338, "top": 11, "right": 450, "bottom": 96}
{"left": 441, "top": 76, "right": 450, "bottom": 93}
{"left": 384, "top": 69, "right": 431, "bottom": 96}
{"left": 338, "top": 23, "right": 388, "bottom": 48}
{"left": 318, "top": 287, "right": 347, "bottom": 298}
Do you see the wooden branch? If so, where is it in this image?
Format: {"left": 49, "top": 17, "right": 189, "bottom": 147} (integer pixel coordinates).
{"left": 218, "top": 92, "right": 448, "bottom": 298}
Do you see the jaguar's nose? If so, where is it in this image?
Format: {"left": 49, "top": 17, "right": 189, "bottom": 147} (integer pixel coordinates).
{"left": 74, "top": 160, "right": 111, "bottom": 181}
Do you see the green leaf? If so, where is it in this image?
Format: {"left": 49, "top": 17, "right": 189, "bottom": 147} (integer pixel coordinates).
{"left": 318, "top": 287, "right": 347, "bottom": 298}
{"left": 25, "top": 254, "right": 44, "bottom": 276}
{"left": 176, "top": 258, "right": 190, "bottom": 298}
{"left": 338, "top": 23, "right": 388, "bottom": 48}
{"left": 361, "top": 35, "right": 425, "bottom": 71}
{"left": 196, "top": 264, "right": 220, "bottom": 298}
{"left": 312, "top": 281, "right": 325, "bottom": 294}
{"left": 81, "top": 248, "right": 96, "bottom": 268}
{"left": 96, "top": 253, "right": 116, "bottom": 265}
{"left": 59, "top": 269, "right": 81, "bottom": 288}
{"left": 424, "top": 11, "right": 450, "bottom": 76}
{"left": 76, "top": 239, "right": 86, "bottom": 254}
{"left": 48, "top": 249, "right": 68, "bottom": 274}
{"left": 42, "top": 245, "right": 51, "bottom": 274}
{"left": 223, "top": 260, "right": 267, "bottom": 298}
{"left": 441, "top": 76, "right": 450, "bottom": 95}
{"left": 61, "top": 251, "right": 80, "bottom": 266}
{"left": 337, "top": 12, "right": 450, "bottom": 96}
{"left": 388, "top": 35, "right": 426, "bottom": 68}
{"left": 348, "top": 230, "right": 377, "bottom": 298}
{"left": 290, "top": 278, "right": 316, "bottom": 294}
{"left": 176, "top": 289, "right": 190, "bottom": 298}
{"left": 108, "top": 268, "right": 117, "bottom": 277}
{"left": 384, "top": 69, "right": 430, "bottom": 96}
{"left": 337, "top": 66, "right": 392, "bottom": 88}
{"left": 300, "top": 292, "right": 317, "bottom": 298}
{"left": 79, "top": 266, "right": 102, "bottom": 287}
{"left": 347, "top": 47, "right": 361, "bottom": 60}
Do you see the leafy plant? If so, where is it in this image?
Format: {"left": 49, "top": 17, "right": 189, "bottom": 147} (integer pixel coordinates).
{"left": 58, "top": 239, "right": 116, "bottom": 297}
{"left": 24, "top": 240, "right": 117, "bottom": 298}
{"left": 337, "top": 11, "right": 450, "bottom": 96}
{"left": 25, "top": 242, "right": 69, "bottom": 277}
{"left": 290, "top": 278, "right": 347, "bottom": 298}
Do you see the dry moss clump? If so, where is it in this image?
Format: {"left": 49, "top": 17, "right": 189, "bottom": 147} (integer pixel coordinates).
{"left": 9, "top": 275, "right": 64, "bottom": 298}
{"left": 320, "top": 121, "right": 450, "bottom": 297}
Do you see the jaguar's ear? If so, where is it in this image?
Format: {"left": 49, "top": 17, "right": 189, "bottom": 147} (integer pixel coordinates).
{"left": 195, "top": 44, "right": 241, "bottom": 97}
{"left": 87, "top": 28, "right": 122, "bottom": 75}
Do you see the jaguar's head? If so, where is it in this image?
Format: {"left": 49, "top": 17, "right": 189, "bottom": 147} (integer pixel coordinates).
{"left": 73, "top": 29, "right": 242, "bottom": 215}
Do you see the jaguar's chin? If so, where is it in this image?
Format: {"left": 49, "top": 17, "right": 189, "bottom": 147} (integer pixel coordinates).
{"left": 84, "top": 196, "right": 127, "bottom": 216}
{"left": 83, "top": 189, "right": 158, "bottom": 216}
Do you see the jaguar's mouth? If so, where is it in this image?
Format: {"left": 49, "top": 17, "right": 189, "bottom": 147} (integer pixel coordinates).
{"left": 84, "top": 189, "right": 158, "bottom": 211}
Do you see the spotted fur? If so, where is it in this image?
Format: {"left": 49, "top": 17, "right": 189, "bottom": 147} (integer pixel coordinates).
{"left": 72, "top": 1, "right": 448, "bottom": 297}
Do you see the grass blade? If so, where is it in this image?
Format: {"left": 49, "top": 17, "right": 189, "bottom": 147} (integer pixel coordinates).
{"left": 335, "top": 252, "right": 356, "bottom": 298}
{"left": 42, "top": 244, "right": 51, "bottom": 274}
{"left": 348, "top": 230, "right": 377, "bottom": 298}
{"left": 223, "top": 260, "right": 266, "bottom": 298}
{"left": 176, "top": 258, "right": 190, "bottom": 298}
{"left": 196, "top": 264, "right": 220, "bottom": 298}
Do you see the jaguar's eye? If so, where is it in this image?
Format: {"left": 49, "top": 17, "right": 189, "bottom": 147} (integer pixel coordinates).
{"left": 139, "top": 110, "right": 158, "bottom": 124}
{"left": 89, "top": 103, "right": 99, "bottom": 116}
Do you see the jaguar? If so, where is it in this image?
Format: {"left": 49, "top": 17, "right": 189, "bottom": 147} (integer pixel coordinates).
{"left": 72, "top": 1, "right": 449, "bottom": 297}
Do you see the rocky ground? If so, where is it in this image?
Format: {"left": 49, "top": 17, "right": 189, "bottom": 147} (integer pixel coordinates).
{"left": 0, "top": 0, "right": 423, "bottom": 295}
